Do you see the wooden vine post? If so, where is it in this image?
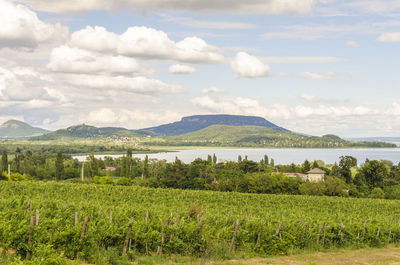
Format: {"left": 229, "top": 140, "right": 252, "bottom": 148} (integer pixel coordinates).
{"left": 157, "top": 219, "right": 169, "bottom": 255}
{"left": 317, "top": 222, "right": 325, "bottom": 244}
{"left": 255, "top": 218, "right": 264, "bottom": 248}
{"left": 80, "top": 217, "right": 89, "bottom": 240}
{"left": 26, "top": 216, "right": 36, "bottom": 260}
{"left": 122, "top": 217, "right": 134, "bottom": 256}
{"left": 229, "top": 219, "right": 240, "bottom": 252}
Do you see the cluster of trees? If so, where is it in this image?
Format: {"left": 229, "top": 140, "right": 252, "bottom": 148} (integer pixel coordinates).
{"left": 1, "top": 148, "right": 400, "bottom": 199}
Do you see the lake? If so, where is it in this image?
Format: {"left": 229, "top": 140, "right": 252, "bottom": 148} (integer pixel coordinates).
{"left": 73, "top": 148, "right": 400, "bottom": 165}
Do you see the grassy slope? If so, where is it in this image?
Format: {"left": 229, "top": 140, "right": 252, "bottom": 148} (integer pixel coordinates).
{"left": 0, "top": 120, "right": 49, "bottom": 138}
{"left": 170, "top": 125, "right": 305, "bottom": 142}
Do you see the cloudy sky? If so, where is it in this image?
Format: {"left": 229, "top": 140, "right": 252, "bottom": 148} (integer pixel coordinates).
{"left": 0, "top": 0, "right": 400, "bottom": 137}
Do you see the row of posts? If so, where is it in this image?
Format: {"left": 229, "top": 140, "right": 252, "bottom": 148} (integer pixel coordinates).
{"left": 23, "top": 204, "right": 396, "bottom": 259}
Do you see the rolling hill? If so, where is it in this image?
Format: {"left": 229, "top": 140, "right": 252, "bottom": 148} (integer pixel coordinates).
{"left": 32, "top": 124, "right": 141, "bottom": 140}
{"left": 0, "top": 120, "right": 49, "bottom": 139}
{"left": 144, "top": 125, "right": 396, "bottom": 148}
{"left": 136, "top": 114, "right": 290, "bottom": 136}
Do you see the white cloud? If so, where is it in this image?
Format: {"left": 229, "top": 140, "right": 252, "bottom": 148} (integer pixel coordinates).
{"left": 163, "top": 16, "right": 255, "bottom": 30}
{"left": 48, "top": 45, "right": 152, "bottom": 76}
{"left": 61, "top": 74, "right": 185, "bottom": 95}
{"left": 202, "top": 86, "right": 225, "bottom": 94}
{"left": 344, "top": 0, "right": 400, "bottom": 14}
{"left": 80, "top": 108, "right": 182, "bottom": 128}
{"left": 169, "top": 64, "right": 196, "bottom": 74}
{"left": 23, "top": 0, "right": 317, "bottom": 14}
{"left": 301, "top": 71, "right": 335, "bottom": 80}
{"left": 0, "top": 115, "right": 24, "bottom": 124}
{"left": 378, "top": 32, "right": 400, "bottom": 42}
{"left": 0, "top": 0, "right": 68, "bottom": 48}
{"left": 191, "top": 95, "right": 400, "bottom": 136}
{"left": 86, "top": 108, "right": 118, "bottom": 125}
{"left": 231, "top": 52, "right": 270, "bottom": 78}
{"left": 0, "top": 66, "right": 59, "bottom": 101}
{"left": 262, "top": 56, "right": 344, "bottom": 64}
{"left": 347, "top": 40, "right": 360, "bottom": 47}
{"left": 300, "top": 93, "right": 350, "bottom": 104}
{"left": 262, "top": 22, "right": 371, "bottom": 41}
{"left": 69, "top": 26, "right": 224, "bottom": 64}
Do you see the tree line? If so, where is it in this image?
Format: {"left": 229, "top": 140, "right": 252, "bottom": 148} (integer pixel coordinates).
{"left": 1, "top": 149, "right": 400, "bottom": 199}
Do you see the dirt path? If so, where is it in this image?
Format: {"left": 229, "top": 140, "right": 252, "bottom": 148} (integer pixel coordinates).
{"left": 133, "top": 247, "right": 400, "bottom": 265}
{"left": 208, "top": 248, "right": 400, "bottom": 265}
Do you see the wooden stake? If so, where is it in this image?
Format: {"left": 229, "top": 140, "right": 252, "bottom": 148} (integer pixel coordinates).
{"left": 229, "top": 219, "right": 240, "bottom": 252}
{"left": 122, "top": 218, "right": 134, "bottom": 256}
{"left": 80, "top": 217, "right": 88, "bottom": 240}
{"left": 199, "top": 219, "right": 204, "bottom": 236}
{"left": 317, "top": 222, "right": 325, "bottom": 244}
{"left": 157, "top": 219, "right": 168, "bottom": 255}
{"left": 35, "top": 210, "right": 40, "bottom": 226}
{"left": 74, "top": 212, "right": 78, "bottom": 226}
{"left": 26, "top": 216, "right": 35, "bottom": 260}
{"left": 255, "top": 218, "right": 264, "bottom": 248}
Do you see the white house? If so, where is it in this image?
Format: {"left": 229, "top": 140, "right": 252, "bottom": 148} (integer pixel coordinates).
{"left": 307, "top": 168, "right": 326, "bottom": 182}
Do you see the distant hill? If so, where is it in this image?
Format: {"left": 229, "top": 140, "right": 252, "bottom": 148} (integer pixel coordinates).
{"left": 0, "top": 120, "right": 49, "bottom": 139}
{"left": 32, "top": 124, "right": 141, "bottom": 140}
{"left": 144, "top": 125, "right": 396, "bottom": 148}
{"left": 136, "top": 114, "right": 290, "bottom": 136}
{"left": 346, "top": 137, "right": 400, "bottom": 146}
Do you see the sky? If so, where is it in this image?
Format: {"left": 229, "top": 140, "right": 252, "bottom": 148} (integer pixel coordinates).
{"left": 0, "top": 0, "right": 400, "bottom": 137}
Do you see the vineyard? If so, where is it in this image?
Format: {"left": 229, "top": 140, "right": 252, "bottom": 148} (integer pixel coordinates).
{"left": 1, "top": 182, "right": 400, "bottom": 264}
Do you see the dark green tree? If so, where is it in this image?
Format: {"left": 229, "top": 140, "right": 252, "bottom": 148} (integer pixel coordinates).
{"left": 55, "top": 151, "right": 64, "bottom": 181}
{"left": 264, "top": 155, "right": 269, "bottom": 165}
{"left": 143, "top": 155, "right": 149, "bottom": 178}
{"left": 302, "top": 160, "right": 311, "bottom": 173}
{"left": 358, "top": 160, "right": 388, "bottom": 189}
{"left": 1, "top": 150, "right": 7, "bottom": 173}
{"left": 339, "top": 156, "right": 357, "bottom": 184}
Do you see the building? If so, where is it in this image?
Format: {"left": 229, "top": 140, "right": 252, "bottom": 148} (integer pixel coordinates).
{"left": 283, "top": 172, "right": 308, "bottom": 181}
{"left": 307, "top": 168, "right": 326, "bottom": 182}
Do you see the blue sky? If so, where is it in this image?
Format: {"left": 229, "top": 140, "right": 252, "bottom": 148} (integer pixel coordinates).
{"left": 0, "top": 0, "right": 400, "bottom": 137}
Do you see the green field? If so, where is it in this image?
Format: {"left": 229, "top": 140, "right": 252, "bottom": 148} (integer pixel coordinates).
{"left": 1, "top": 181, "right": 400, "bottom": 264}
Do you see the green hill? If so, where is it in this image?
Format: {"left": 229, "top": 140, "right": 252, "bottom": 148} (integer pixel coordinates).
{"left": 136, "top": 114, "right": 289, "bottom": 136}
{"left": 32, "top": 124, "right": 141, "bottom": 140}
{"left": 0, "top": 120, "right": 49, "bottom": 139}
{"left": 145, "top": 125, "right": 396, "bottom": 148}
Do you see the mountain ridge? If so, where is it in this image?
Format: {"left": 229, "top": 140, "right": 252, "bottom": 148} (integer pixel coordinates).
{"left": 32, "top": 124, "right": 142, "bottom": 140}
{"left": 0, "top": 120, "right": 49, "bottom": 139}
{"left": 136, "top": 114, "right": 290, "bottom": 136}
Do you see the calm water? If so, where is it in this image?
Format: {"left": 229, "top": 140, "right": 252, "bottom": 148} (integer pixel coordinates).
{"left": 74, "top": 148, "right": 400, "bottom": 165}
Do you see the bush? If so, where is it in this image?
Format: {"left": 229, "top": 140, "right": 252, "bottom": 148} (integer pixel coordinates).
{"left": 299, "top": 181, "right": 327, "bottom": 196}
{"left": 94, "top": 176, "right": 114, "bottom": 185}
{"left": 116, "top": 177, "right": 132, "bottom": 186}
{"left": 369, "top": 187, "right": 385, "bottom": 199}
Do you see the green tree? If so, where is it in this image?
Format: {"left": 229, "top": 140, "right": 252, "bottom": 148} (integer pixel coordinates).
{"left": 358, "top": 160, "right": 389, "bottom": 189}
{"left": 369, "top": 187, "right": 385, "bottom": 199}
{"left": 143, "top": 155, "right": 149, "bottom": 178}
{"left": 339, "top": 156, "right": 357, "bottom": 184}
{"left": 312, "top": 160, "right": 319, "bottom": 169}
{"left": 55, "top": 151, "right": 64, "bottom": 181}
{"left": 264, "top": 155, "right": 269, "bottom": 165}
{"left": 88, "top": 153, "right": 99, "bottom": 178}
{"left": 1, "top": 150, "right": 8, "bottom": 173}
{"left": 302, "top": 160, "right": 311, "bottom": 173}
